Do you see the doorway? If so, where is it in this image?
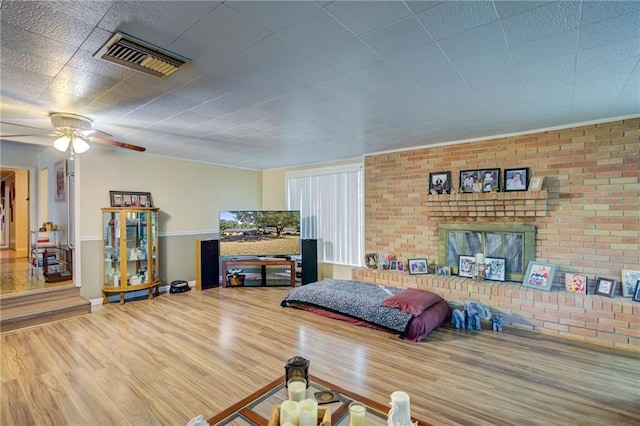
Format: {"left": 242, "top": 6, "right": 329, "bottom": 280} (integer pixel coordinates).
{"left": 0, "top": 140, "right": 74, "bottom": 296}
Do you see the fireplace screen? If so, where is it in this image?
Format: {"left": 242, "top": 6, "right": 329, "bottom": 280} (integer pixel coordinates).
{"left": 439, "top": 223, "right": 535, "bottom": 282}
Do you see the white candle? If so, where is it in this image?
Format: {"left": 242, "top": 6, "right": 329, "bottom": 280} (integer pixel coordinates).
{"left": 287, "top": 378, "right": 307, "bottom": 402}
{"left": 475, "top": 253, "right": 484, "bottom": 264}
{"left": 280, "top": 401, "right": 299, "bottom": 426}
{"left": 298, "top": 399, "right": 318, "bottom": 426}
{"left": 390, "top": 391, "right": 411, "bottom": 426}
{"left": 349, "top": 401, "right": 366, "bottom": 426}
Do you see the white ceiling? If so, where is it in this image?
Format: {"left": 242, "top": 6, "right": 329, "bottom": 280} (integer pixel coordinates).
{"left": 1, "top": 1, "right": 638, "bottom": 170}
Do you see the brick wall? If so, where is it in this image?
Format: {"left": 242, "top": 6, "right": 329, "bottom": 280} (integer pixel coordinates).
{"left": 362, "top": 117, "right": 640, "bottom": 351}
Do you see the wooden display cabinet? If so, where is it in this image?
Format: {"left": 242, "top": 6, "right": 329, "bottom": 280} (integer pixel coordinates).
{"left": 101, "top": 207, "right": 160, "bottom": 304}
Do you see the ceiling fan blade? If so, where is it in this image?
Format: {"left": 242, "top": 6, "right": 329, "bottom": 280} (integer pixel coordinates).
{"left": 80, "top": 129, "right": 113, "bottom": 138}
{"left": 89, "top": 136, "right": 146, "bottom": 152}
{"left": 0, "top": 133, "right": 58, "bottom": 137}
{"left": 0, "top": 120, "right": 57, "bottom": 133}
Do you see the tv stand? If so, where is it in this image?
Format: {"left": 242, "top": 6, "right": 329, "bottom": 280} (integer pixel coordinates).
{"left": 222, "top": 259, "right": 296, "bottom": 288}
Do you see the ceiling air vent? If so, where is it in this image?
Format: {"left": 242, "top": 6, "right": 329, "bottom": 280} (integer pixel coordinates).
{"left": 94, "top": 32, "right": 191, "bottom": 79}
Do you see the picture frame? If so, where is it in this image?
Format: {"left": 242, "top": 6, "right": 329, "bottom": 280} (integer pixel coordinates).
{"left": 522, "top": 261, "right": 557, "bottom": 291}
{"left": 529, "top": 176, "right": 544, "bottom": 191}
{"left": 364, "top": 253, "right": 377, "bottom": 269}
{"left": 397, "top": 261, "right": 404, "bottom": 272}
{"left": 54, "top": 160, "right": 66, "bottom": 202}
{"left": 460, "top": 170, "right": 480, "bottom": 193}
{"left": 436, "top": 265, "right": 451, "bottom": 276}
{"left": 621, "top": 269, "right": 640, "bottom": 297}
{"left": 483, "top": 257, "right": 506, "bottom": 281}
{"left": 428, "top": 171, "right": 451, "bottom": 194}
{"left": 504, "top": 167, "right": 529, "bottom": 191}
{"left": 377, "top": 252, "right": 393, "bottom": 270}
{"left": 408, "top": 258, "right": 429, "bottom": 275}
{"left": 458, "top": 255, "right": 475, "bottom": 278}
{"left": 109, "top": 190, "right": 154, "bottom": 207}
{"left": 565, "top": 272, "right": 588, "bottom": 295}
{"left": 480, "top": 168, "right": 500, "bottom": 192}
{"left": 633, "top": 281, "right": 640, "bottom": 302}
{"left": 594, "top": 277, "right": 618, "bottom": 298}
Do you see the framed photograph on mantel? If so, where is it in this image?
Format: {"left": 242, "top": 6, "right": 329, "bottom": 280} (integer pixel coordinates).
{"left": 408, "top": 258, "right": 429, "bottom": 275}
{"left": 504, "top": 168, "right": 529, "bottom": 191}
{"left": 428, "top": 171, "right": 451, "bottom": 194}
{"left": 480, "top": 168, "right": 500, "bottom": 192}
{"left": 109, "top": 190, "right": 154, "bottom": 207}
{"left": 522, "top": 261, "right": 557, "bottom": 291}
{"left": 594, "top": 277, "right": 618, "bottom": 298}
{"left": 621, "top": 269, "right": 640, "bottom": 297}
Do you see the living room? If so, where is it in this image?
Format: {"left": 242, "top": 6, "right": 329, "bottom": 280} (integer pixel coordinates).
{"left": 1, "top": 1, "right": 639, "bottom": 425}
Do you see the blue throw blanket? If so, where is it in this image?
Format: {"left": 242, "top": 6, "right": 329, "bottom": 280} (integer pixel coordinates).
{"left": 281, "top": 279, "right": 414, "bottom": 334}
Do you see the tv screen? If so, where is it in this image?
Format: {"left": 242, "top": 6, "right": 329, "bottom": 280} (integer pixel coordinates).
{"left": 219, "top": 210, "right": 301, "bottom": 257}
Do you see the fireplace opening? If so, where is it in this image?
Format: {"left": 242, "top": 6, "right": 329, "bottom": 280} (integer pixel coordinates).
{"left": 438, "top": 223, "right": 536, "bottom": 282}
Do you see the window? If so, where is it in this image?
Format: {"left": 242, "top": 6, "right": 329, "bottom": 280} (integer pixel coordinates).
{"left": 286, "top": 164, "right": 363, "bottom": 266}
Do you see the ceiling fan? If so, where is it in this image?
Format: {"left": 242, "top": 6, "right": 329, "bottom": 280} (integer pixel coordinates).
{"left": 0, "top": 112, "right": 146, "bottom": 154}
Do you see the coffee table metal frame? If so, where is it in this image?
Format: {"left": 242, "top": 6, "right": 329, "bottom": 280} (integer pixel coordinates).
{"left": 207, "top": 375, "right": 430, "bottom": 426}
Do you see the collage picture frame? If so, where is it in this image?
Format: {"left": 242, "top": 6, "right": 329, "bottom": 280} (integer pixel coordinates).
{"left": 109, "top": 190, "right": 154, "bottom": 208}
{"left": 483, "top": 257, "right": 506, "bottom": 281}
{"left": 408, "top": 258, "right": 429, "bottom": 275}
{"left": 458, "top": 255, "right": 475, "bottom": 278}
{"left": 565, "top": 273, "right": 588, "bottom": 295}
{"left": 522, "top": 261, "right": 557, "bottom": 291}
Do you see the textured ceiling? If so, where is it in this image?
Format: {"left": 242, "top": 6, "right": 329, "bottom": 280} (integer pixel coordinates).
{"left": 1, "top": 1, "right": 639, "bottom": 170}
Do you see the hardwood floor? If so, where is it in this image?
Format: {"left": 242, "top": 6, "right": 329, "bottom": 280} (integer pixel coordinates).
{"left": 1, "top": 287, "right": 638, "bottom": 426}
{"left": 0, "top": 256, "right": 72, "bottom": 296}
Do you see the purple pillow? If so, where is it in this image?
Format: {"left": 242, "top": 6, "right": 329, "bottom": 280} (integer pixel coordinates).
{"left": 381, "top": 288, "right": 443, "bottom": 316}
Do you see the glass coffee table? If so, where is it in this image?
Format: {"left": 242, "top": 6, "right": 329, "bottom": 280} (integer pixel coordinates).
{"left": 207, "top": 375, "right": 430, "bottom": 426}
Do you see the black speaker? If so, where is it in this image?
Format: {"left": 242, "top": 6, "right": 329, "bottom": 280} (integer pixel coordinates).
{"left": 301, "top": 239, "right": 318, "bottom": 285}
{"left": 195, "top": 239, "right": 219, "bottom": 290}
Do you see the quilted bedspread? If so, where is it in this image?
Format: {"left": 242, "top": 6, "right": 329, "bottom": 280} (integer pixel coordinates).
{"left": 281, "top": 279, "right": 414, "bottom": 334}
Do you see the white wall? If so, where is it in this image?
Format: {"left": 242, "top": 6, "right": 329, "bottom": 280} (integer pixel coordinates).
{"left": 78, "top": 148, "right": 263, "bottom": 299}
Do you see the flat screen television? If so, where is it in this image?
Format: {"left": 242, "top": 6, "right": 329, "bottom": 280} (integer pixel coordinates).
{"left": 219, "top": 210, "right": 301, "bottom": 257}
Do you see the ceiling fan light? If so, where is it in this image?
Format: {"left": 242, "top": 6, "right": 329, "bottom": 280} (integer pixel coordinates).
{"left": 53, "top": 136, "right": 71, "bottom": 152}
{"left": 72, "top": 137, "right": 90, "bottom": 153}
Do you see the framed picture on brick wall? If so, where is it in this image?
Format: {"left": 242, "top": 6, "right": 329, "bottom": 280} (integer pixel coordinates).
{"left": 428, "top": 171, "right": 451, "bottom": 194}
{"left": 408, "top": 258, "right": 429, "bottom": 275}
{"left": 594, "top": 277, "right": 618, "bottom": 297}
{"left": 565, "top": 273, "right": 588, "bottom": 295}
{"left": 621, "top": 269, "right": 640, "bottom": 297}
{"left": 504, "top": 167, "right": 529, "bottom": 191}
{"left": 480, "top": 168, "right": 500, "bottom": 192}
{"left": 522, "top": 261, "right": 557, "bottom": 291}
{"left": 633, "top": 281, "right": 640, "bottom": 302}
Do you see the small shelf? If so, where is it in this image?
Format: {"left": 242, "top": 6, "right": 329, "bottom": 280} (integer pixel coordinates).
{"left": 426, "top": 190, "right": 548, "bottom": 218}
{"left": 30, "top": 230, "right": 72, "bottom": 281}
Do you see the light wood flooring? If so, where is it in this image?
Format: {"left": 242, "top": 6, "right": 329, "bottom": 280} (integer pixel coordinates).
{"left": 1, "top": 287, "right": 639, "bottom": 426}
{"left": 0, "top": 256, "right": 72, "bottom": 296}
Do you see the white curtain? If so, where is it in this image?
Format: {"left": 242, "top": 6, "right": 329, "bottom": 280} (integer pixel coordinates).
{"left": 286, "top": 164, "right": 363, "bottom": 266}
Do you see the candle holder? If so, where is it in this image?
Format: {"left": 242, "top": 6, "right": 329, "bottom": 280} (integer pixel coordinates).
{"left": 387, "top": 391, "right": 417, "bottom": 426}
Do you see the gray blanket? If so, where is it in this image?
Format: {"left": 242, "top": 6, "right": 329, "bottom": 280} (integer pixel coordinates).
{"left": 281, "top": 279, "right": 414, "bottom": 334}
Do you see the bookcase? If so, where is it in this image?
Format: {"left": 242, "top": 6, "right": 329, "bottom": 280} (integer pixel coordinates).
{"left": 102, "top": 207, "right": 160, "bottom": 304}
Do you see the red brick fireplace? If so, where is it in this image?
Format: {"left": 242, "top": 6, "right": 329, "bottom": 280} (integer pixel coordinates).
{"left": 361, "top": 117, "right": 639, "bottom": 351}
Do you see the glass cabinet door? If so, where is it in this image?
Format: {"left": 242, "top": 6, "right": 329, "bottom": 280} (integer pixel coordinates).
{"left": 104, "top": 211, "right": 120, "bottom": 286}
{"left": 150, "top": 210, "right": 158, "bottom": 281}
{"left": 125, "top": 211, "right": 149, "bottom": 286}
